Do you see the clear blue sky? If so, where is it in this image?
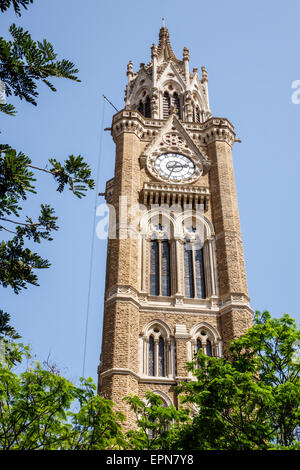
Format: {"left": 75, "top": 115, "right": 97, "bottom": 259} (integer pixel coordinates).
{"left": 1, "top": 0, "right": 299, "bottom": 384}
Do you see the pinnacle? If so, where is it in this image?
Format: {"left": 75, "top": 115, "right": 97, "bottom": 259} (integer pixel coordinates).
{"left": 157, "top": 25, "right": 179, "bottom": 63}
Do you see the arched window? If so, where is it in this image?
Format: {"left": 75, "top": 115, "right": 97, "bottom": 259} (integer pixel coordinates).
{"left": 163, "top": 92, "right": 170, "bottom": 119}
{"left": 161, "top": 241, "right": 171, "bottom": 296}
{"left": 142, "top": 323, "right": 174, "bottom": 378}
{"left": 184, "top": 240, "right": 206, "bottom": 299}
{"left": 158, "top": 337, "right": 165, "bottom": 376}
{"left": 190, "top": 324, "right": 222, "bottom": 363}
{"left": 195, "top": 106, "right": 201, "bottom": 123}
{"left": 149, "top": 239, "right": 171, "bottom": 297}
{"left": 138, "top": 96, "right": 151, "bottom": 118}
{"left": 184, "top": 242, "right": 194, "bottom": 298}
{"left": 150, "top": 240, "right": 159, "bottom": 296}
{"left": 195, "top": 247, "right": 206, "bottom": 299}
{"left": 145, "top": 96, "right": 151, "bottom": 118}
{"left": 172, "top": 92, "right": 181, "bottom": 118}
{"left": 206, "top": 339, "right": 212, "bottom": 357}
{"left": 138, "top": 100, "right": 144, "bottom": 115}
{"left": 149, "top": 336, "right": 155, "bottom": 376}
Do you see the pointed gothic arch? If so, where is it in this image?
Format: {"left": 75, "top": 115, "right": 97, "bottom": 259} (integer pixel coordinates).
{"left": 189, "top": 322, "right": 222, "bottom": 359}
{"left": 151, "top": 390, "right": 173, "bottom": 407}
{"left": 140, "top": 320, "right": 175, "bottom": 378}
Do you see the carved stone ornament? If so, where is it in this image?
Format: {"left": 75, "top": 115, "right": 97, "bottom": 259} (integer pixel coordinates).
{"left": 142, "top": 113, "right": 210, "bottom": 184}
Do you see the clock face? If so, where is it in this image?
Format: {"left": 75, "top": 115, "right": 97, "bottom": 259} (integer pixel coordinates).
{"left": 154, "top": 153, "right": 195, "bottom": 182}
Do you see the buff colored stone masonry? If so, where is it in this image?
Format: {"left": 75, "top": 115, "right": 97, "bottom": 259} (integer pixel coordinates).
{"left": 98, "top": 28, "right": 252, "bottom": 425}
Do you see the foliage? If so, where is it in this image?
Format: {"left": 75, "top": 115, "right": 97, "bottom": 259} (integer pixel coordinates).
{"left": 123, "top": 391, "right": 190, "bottom": 450}
{"left": 0, "top": 310, "right": 25, "bottom": 366}
{"left": 0, "top": 312, "right": 299, "bottom": 450}
{"left": 0, "top": 146, "right": 94, "bottom": 294}
{"left": 0, "top": 0, "right": 34, "bottom": 16}
{"left": 0, "top": 4, "right": 94, "bottom": 301}
{"left": 0, "top": 310, "right": 20, "bottom": 340}
{"left": 0, "top": 343, "right": 125, "bottom": 450}
{"left": 176, "top": 311, "right": 300, "bottom": 450}
{"left": 0, "top": 23, "right": 79, "bottom": 115}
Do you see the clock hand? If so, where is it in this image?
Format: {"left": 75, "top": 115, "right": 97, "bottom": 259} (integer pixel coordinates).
{"left": 168, "top": 163, "right": 176, "bottom": 178}
{"left": 168, "top": 161, "right": 181, "bottom": 172}
{"left": 169, "top": 162, "right": 188, "bottom": 177}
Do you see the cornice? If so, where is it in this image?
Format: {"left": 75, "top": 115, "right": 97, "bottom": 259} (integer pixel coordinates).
{"left": 111, "top": 110, "right": 236, "bottom": 147}
{"left": 98, "top": 367, "right": 178, "bottom": 385}
{"left": 104, "top": 284, "right": 251, "bottom": 316}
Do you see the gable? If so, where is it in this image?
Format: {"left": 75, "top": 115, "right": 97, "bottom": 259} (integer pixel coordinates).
{"left": 157, "top": 62, "right": 186, "bottom": 92}
{"left": 141, "top": 111, "right": 210, "bottom": 177}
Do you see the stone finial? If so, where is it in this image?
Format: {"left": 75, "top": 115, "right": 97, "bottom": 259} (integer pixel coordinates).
{"left": 201, "top": 65, "right": 208, "bottom": 82}
{"left": 127, "top": 60, "right": 133, "bottom": 79}
{"left": 193, "top": 67, "right": 198, "bottom": 74}
{"left": 183, "top": 46, "right": 190, "bottom": 61}
{"left": 151, "top": 43, "right": 158, "bottom": 59}
{"left": 157, "top": 26, "right": 179, "bottom": 63}
{"left": 159, "top": 25, "right": 169, "bottom": 41}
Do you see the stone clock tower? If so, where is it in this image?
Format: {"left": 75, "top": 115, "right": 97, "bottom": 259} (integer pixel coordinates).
{"left": 98, "top": 27, "right": 252, "bottom": 425}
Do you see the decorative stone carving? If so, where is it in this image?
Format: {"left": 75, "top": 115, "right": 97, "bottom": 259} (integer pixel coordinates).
{"left": 141, "top": 182, "right": 210, "bottom": 211}
{"left": 142, "top": 113, "right": 211, "bottom": 183}
{"left": 124, "top": 26, "right": 211, "bottom": 122}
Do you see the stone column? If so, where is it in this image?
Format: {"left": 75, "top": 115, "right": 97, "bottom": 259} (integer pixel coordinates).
{"left": 175, "top": 325, "right": 189, "bottom": 378}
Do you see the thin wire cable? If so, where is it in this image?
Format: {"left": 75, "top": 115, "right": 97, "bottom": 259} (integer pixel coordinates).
{"left": 82, "top": 96, "right": 106, "bottom": 377}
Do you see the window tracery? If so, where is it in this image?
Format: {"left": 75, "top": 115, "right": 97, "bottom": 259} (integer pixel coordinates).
{"left": 190, "top": 324, "right": 222, "bottom": 359}
{"left": 149, "top": 221, "right": 172, "bottom": 297}
{"left": 183, "top": 238, "right": 206, "bottom": 299}
{"left": 143, "top": 212, "right": 218, "bottom": 301}
{"left": 140, "top": 321, "right": 175, "bottom": 378}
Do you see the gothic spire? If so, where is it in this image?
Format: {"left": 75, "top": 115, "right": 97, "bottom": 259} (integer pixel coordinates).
{"left": 156, "top": 26, "right": 180, "bottom": 63}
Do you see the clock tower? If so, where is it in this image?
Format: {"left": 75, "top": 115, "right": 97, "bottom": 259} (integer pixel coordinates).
{"left": 98, "top": 26, "right": 252, "bottom": 426}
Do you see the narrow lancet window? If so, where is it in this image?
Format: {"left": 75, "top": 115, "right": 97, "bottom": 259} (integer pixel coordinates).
{"left": 195, "top": 248, "right": 206, "bottom": 299}
{"left": 184, "top": 242, "right": 194, "bottom": 298}
{"left": 184, "top": 241, "right": 206, "bottom": 299}
{"left": 206, "top": 339, "right": 212, "bottom": 357}
{"left": 138, "top": 96, "right": 151, "bottom": 118}
{"left": 149, "top": 239, "right": 171, "bottom": 297}
{"left": 150, "top": 240, "right": 159, "bottom": 296}
{"left": 149, "top": 336, "right": 155, "bottom": 376}
{"left": 145, "top": 96, "right": 151, "bottom": 117}
{"left": 158, "top": 337, "right": 165, "bottom": 376}
{"left": 163, "top": 92, "right": 170, "bottom": 119}
{"left": 161, "top": 241, "right": 171, "bottom": 297}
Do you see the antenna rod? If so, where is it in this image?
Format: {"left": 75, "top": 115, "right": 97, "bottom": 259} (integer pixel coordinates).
{"left": 102, "top": 94, "right": 119, "bottom": 112}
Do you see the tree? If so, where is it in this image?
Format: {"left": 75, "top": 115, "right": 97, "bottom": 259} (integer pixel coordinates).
{"left": 0, "top": 3, "right": 94, "bottom": 301}
{"left": 0, "top": 1, "right": 34, "bottom": 16}
{"left": 123, "top": 391, "right": 190, "bottom": 450}
{"left": 0, "top": 342, "right": 125, "bottom": 450}
{"left": 176, "top": 311, "right": 300, "bottom": 450}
